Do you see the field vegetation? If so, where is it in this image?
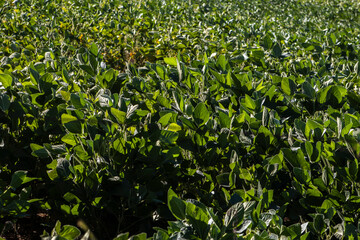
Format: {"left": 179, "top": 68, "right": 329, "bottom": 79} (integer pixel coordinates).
{"left": 1, "top": 0, "right": 360, "bottom": 239}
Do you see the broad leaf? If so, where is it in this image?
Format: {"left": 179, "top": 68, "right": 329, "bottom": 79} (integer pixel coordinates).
{"left": 193, "top": 102, "right": 209, "bottom": 126}
{"left": 164, "top": 57, "right": 177, "bottom": 66}
{"left": 59, "top": 225, "right": 81, "bottom": 239}
{"left": 224, "top": 202, "right": 245, "bottom": 229}
{"left": 113, "top": 233, "right": 129, "bottom": 240}
{"left": 10, "top": 171, "right": 37, "bottom": 189}
{"left": 61, "top": 114, "right": 83, "bottom": 134}
{"left": 167, "top": 189, "right": 186, "bottom": 220}
{"left": 281, "top": 77, "right": 296, "bottom": 96}
{"left": 0, "top": 74, "right": 13, "bottom": 89}
{"left": 272, "top": 43, "right": 282, "bottom": 58}
{"left": 0, "top": 93, "right": 10, "bottom": 111}
{"left": 186, "top": 202, "right": 210, "bottom": 240}
{"left": 111, "top": 108, "right": 126, "bottom": 125}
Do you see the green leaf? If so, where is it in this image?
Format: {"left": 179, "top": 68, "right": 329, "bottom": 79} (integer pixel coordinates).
{"left": 224, "top": 202, "right": 244, "bottom": 229}
{"left": 79, "top": 65, "right": 95, "bottom": 76}
{"left": 0, "top": 74, "right": 13, "bottom": 89}
{"left": 56, "top": 158, "right": 71, "bottom": 178}
{"left": 167, "top": 189, "right": 186, "bottom": 220}
{"left": 243, "top": 94, "right": 256, "bottom": 110}
{"left": 314, "top": 214, "right": 325, "bottom": 234}
{"left": 288, "top": 223, "right": 301, "bottom": 236}
{"left": 348, "top": 158, "right": 358, "bottom": 180}
{"left": 295, "top": 119, "right": 306, "bottom": 136}
{"left": 74, "top": 145, "right": 89, "bottom": 160}
{"left": 251, "top": 49, "right": 265, "bottom": 60}
{"left": 54, "top": 220, "right": 62, "bottom": 234}
{"left": 0, "top": 93, "right": 10, "bottom": 111}
{"left": 305, "top": 119, "right": 323, "bottom": 140}
{"left": 59, "top": 225, "right": 81, "bottom": 239}
{"left": 173, "top": 91, "right": 184, "bottom": 112}
{"left": 341, "top": 122, "right": 353, "bottom": 137}
{"left": 344, "top": 135, "right": 360, "bottom": 160}
{"left": 281, "top": 77, "right": 296, "bottom": 96}
{"left": 186, "top": 202, "right": 210, "bottom": 240}
{"left": 179, "top": 116, "right": 197, "bottom": 130}
{"left": 304, "top": 141, "right": 320, "bottom": 163}
{"left": 25, "top": 44, "right": 35, "bottom": 51}
{"left": 130, "top": 233, "right": 147, "bottom": 240}
{"left": 90, "top": 55, "right": 98, "bottom": 71}
{"left": 157, "top": 96, "right": 171, "bottom": 108}
{"left": 281, "top": 225, "right": 297, "bottom": 238}
{"left": 324, "top": 207, "right": 336, "bottom": 221}
{"left": 218, "top": 111, "right": 231, "bottom": 129}
{"left": 71, "top": 93, "right": 86, "bottom": 109}
{"left": 254, "top": 125, "right": 275, "bottom": 154}
{"left": 164, "top": 57, "right": 177, "bottom": 66}
{"left": 158, "top": 113, "right": 173, "bottom": 127}
{"left": 302, "top": 81, "right": 315, "bottom": 99}
{"left": 47, "top": 169, "right": 58, "bottom": 181}
{"left": 61, "top": 134, "right": 77, "bottom": 146}
{"left": 89, "top": 43, "right": 99, "bottom": 56}
{"left": 293, "top": 167, "right": 311, "bottom": 185}
{"left": 63, "top": 192, "right": 81, "bottom": 204}
{"left": 239, "top": 168, "right": 252, "bottom": 181}
{"left": 153, "top": 229, "right": 169, "bottom": 240}
{"left": 61, "top": 114, "right": 78, "bottom": 124}
{"left": 62, "top": 69, "right": 71, "bottom": 83}
{"left": 167, "top": 123, "right": 181, "bottom": 132}
{"left": 263, "top": 34, "right": 273, "bottom": 50}
{"left": 305, "top": 141, "right": 313, "bottom": 161}
{"left": 281, "top": 148, "right": 310, "bottom": 169}
{"left": 30, "top": 143, "right": 50, "bottom": 158}
{"left": 113, "top": 233, "right": 129, "bottom": 240}
{"left": 160, "top": 130, "right": 178, "bottom": 144}
{"left": 272, "top": 43, "right": 282, "bottom": 58}
{"left": 318, "top": 86, "right": 332, "bottom": 104}
{"left": 38, "top": 72, "right": 54, "bottom": 93}
{"left": 10, "top": 170, "right": 37, "bottom": 189}
{"left": 216, "top": 54, "right": 227, "bottom": 71}
{"left": 328, "top": 33, "right": 336, "bottom": 45}
{"left": 113, "top": 138, "right": 126, "bottom": 154}
{"left": 111, "top": 108, "right": 126, "bottom": 124}
{"left": 61, "top": 114, "right": 82, "bottom": 134}
{"left": 216, "top": 173, "right": 230, "bottom": 187}
{"left": 29, "top": 67, "right": 40, "bottom": 85}
{"left": 10, "top": 171, "right": 27, "bottom": 189}
{"left": 344, "top": 223, "right": 357, "bottom": 238}
{"left": 103, "top": 68, "right": 116, "bottom": 83}
{"left": 87, "top": 116, "right": 98, "bottom": 126}
{"left": 193, "top": 102, "right": 209, "bottom": 126}
{"left": 331, "top": 86, "right": 347, "bottom": 104}
{"left": 156, "top": 65, "right": 166, "bottom": 80}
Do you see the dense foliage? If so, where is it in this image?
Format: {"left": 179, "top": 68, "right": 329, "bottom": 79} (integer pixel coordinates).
{"left": 1, "top": 0, "right": 360, "bottom": 239}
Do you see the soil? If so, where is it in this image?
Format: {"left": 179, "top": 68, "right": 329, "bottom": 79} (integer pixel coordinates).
{"left": 0, "top": 213, "right": 52, "bottom": 240}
